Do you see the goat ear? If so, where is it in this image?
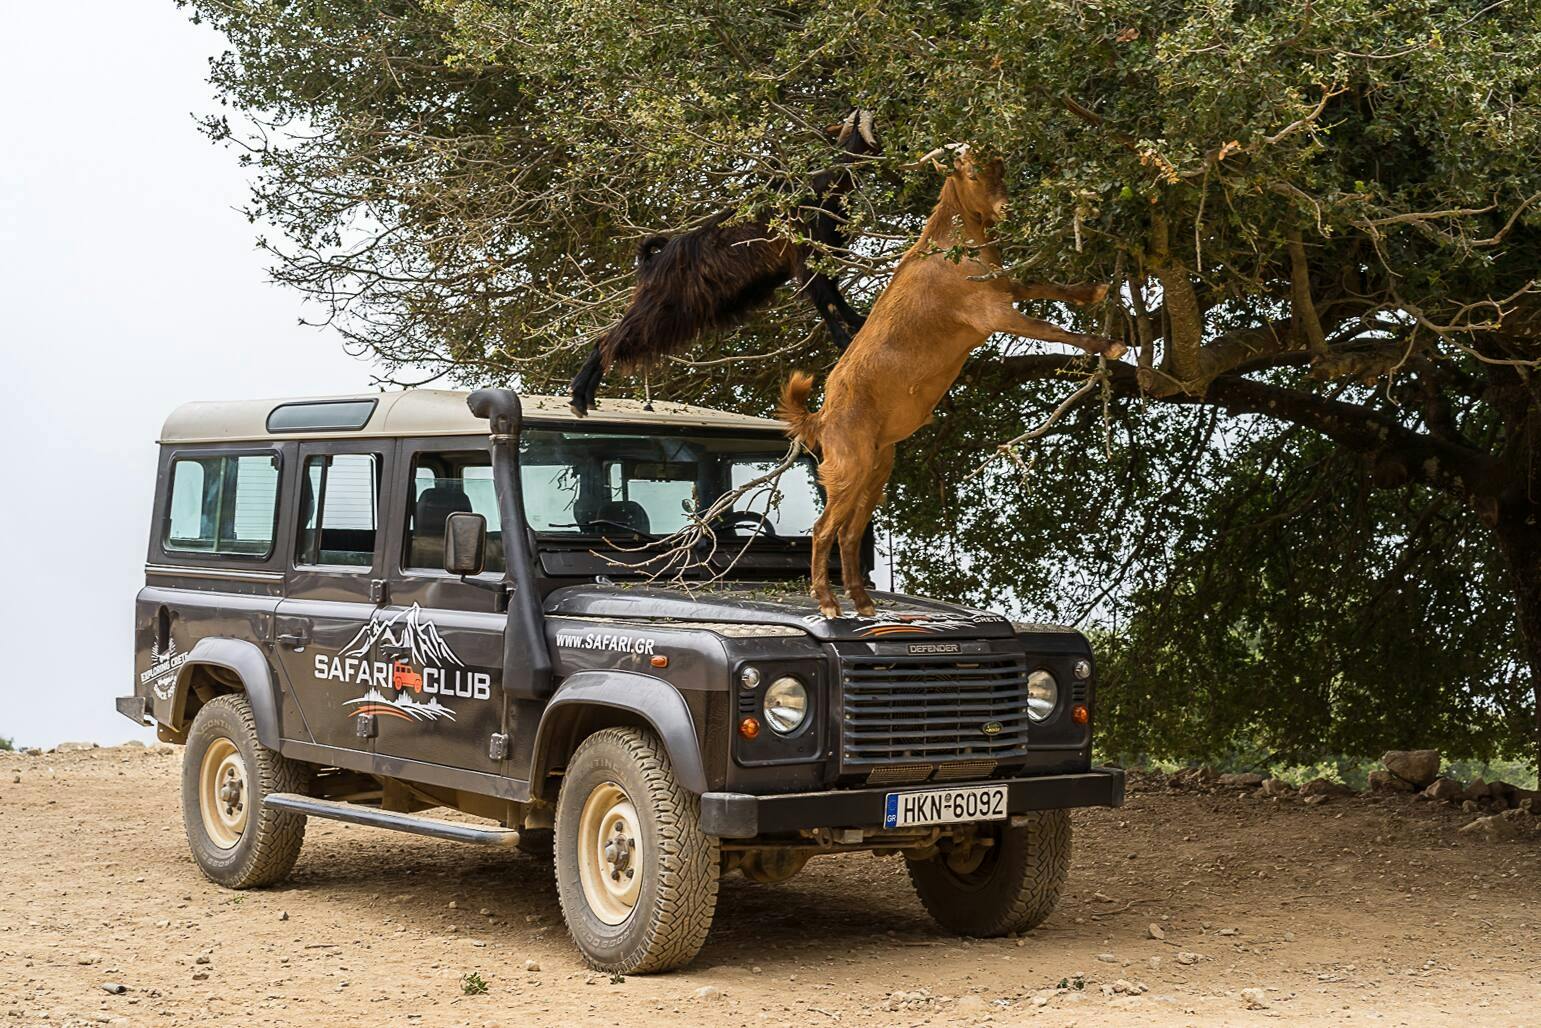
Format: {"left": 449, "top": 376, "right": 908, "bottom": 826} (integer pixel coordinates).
{"left": 636, "top": 234, "right": 669, "bottom": 266}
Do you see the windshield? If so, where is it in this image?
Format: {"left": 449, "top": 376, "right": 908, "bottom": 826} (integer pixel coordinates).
{"left": 519, "top": 427, "right": 822, "bottom": 539}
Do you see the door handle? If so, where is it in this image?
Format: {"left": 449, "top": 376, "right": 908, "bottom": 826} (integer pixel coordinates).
{"left": 275, "top": 616, "right": 312, "bottom": 649}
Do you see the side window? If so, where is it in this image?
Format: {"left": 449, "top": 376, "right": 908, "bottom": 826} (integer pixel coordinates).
{"left": 405, "top": 453, "right": 506, "bottom": 573}
{"left": 165, "top": 453, "right": 280, "bottom": 557}
{"left": 296, "top": 453, "right": 379, "bottom": 568}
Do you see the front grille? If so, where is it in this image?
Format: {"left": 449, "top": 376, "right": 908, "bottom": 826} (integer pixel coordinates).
{"left": 840, "top": 650, "right": 1032, "bottom": 768}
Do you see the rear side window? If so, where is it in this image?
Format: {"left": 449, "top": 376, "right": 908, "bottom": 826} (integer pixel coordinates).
{"left": 165, "top": 453, "right": 280, "bottom": 557}
{"left": 297, "top": 453, "right": 380, "bottom": 568}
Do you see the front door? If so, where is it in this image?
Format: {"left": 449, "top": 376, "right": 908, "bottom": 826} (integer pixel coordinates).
{"left": 273, "top": 441, "right": 391, "bottom": 753}
{"left": 369, "top": 437, "right": 510, "bottom": 777}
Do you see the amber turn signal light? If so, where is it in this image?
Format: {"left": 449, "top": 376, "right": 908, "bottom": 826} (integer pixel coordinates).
{"left": 650, "top": 654, "right": 669, "bottom": 668}
{"left": 1071, "top": 704, "right": 1089, "bottom": 725}
{"left": 738, "top": 716, "right": 761, "bottom": 740}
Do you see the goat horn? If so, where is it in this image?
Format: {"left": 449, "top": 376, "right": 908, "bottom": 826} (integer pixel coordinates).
{"left": 832, "top": 108, "right": 859, "bottom": 145}
{"left": 857, "top": 109, "right": 877, "bottom": 146}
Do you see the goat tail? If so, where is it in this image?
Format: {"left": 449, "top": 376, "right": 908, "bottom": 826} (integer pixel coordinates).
{"left": 778, "top": 371, "right": 822, "bottom": 449}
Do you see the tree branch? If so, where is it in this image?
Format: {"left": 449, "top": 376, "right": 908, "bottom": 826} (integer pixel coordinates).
{"left": 990, "top": 355, "right": 1506, "bottom": 497}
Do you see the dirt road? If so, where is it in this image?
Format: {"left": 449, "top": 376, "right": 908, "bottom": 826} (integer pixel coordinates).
{"left": 3, "top": 745, "right": 1538, "bottom": 1026}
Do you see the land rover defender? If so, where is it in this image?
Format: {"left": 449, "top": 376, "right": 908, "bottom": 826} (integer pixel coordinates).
{"left": 120, "top": 388, "right": 1123, "bottom": 973}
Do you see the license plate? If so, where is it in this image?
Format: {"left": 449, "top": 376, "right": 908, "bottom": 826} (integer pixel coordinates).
{"left": 883, "top": 784, "right": 1009, "bottom": 829}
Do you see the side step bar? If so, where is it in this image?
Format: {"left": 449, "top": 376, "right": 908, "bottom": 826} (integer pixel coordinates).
{"left": 264, "top": 793, "right": 521, "bottom": 848}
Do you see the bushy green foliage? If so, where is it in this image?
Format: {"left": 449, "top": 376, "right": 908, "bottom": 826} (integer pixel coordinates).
{"left": 0, "top": 737, "right": 13, "bottom": 752}
{"left": 179, "top": 0, "right": 1540, "bottom": 766}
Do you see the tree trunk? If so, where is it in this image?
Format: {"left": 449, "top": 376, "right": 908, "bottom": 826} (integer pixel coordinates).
{"left": 1494, "top": 511, "right": 1541, "bottom": 771}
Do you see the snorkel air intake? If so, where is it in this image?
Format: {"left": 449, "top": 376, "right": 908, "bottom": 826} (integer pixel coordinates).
{"left": 467, "top": 388, "right": 553, "bottom": 700}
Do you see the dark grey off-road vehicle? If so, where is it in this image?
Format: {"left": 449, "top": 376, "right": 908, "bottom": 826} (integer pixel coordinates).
{"left": 120, "top": 388, "right": 1123, "bottom": 972}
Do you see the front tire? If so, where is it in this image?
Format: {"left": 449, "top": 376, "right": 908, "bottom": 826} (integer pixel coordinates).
{"left": 554, "top": 727, "right": 718, "bottom": 973}
{"left": 905, "top": 810, "right": 1071, "bottom": 936}
{"left": 180, "top": 694, "right": 309, "bottom": 889}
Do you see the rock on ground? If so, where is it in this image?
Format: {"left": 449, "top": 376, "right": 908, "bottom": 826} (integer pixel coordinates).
{"left": 1218, "top": 772, "right": 1265, "bottom": 789}
{"left": 1381, "top": 749, "right": 1441, "bottom": 788}
{"left": 1459, "top": 814, "right": 1521, "bottom": 842}
{"left": 1422, "top": 777, "right": 1463, "bottom": 803}
{"left": 1368, "top": 770, "right": 1416, "bottom": 793}
{"left": 1240, "top": 987, "right": 1270, "bottom": 1010}
{"left": 1299, "top": 778, "right": 1354, "bottom": 799}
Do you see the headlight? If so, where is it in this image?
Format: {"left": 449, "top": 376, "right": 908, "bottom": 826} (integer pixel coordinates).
{"left": 762, "top": 676, "right": 809, "bottom": 734}
{"left": 1026, "top": 669, "right": 1059, "bottom": 722}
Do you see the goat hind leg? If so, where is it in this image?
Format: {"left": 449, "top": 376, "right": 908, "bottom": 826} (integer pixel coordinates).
{"left": 809, "top": 454, "right": 869, "bottom": 618}
{"left": 838, "top": 446, "right": 895, "bottom": 618}
{"left": 809, "top": 509, "right": 842, "bottom": 618}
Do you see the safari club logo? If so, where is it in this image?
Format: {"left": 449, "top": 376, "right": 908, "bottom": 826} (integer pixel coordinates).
{"left": 313, "top": 604, "right": 492, "bottom": 723}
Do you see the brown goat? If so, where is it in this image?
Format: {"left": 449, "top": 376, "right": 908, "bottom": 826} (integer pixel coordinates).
{"left": 779, "top": 148, "right": 1123, "bottom": 617}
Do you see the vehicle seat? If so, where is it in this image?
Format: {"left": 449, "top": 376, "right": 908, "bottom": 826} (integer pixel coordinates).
{"left": 593, "top": 499, "right": 651, "bottom": 535}
{"left": 411, "top": 485, "right": 473, "bottom": 568}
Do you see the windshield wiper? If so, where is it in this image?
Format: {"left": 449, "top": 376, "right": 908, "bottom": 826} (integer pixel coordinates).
{"left": 548, "top": 519, "right": 652, "bottom": 540}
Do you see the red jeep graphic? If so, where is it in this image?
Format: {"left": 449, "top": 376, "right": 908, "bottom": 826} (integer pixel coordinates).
{"left": 392, "top": 662, "right": 423, "bottom": 694}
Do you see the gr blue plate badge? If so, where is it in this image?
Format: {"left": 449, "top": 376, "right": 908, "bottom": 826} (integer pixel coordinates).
{"left": 883, "top": 784, "right": 1009, "bottom": 829}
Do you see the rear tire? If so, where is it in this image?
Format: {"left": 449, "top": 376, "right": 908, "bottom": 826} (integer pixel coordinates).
{"left": 180, "top": 694, "right": 309, "bottom": 889}
{"left": 554, "top": 727, "right": 718, "bottom": 973}
{"left": 905, "top": 810, "right": 1071, "bottom": 936}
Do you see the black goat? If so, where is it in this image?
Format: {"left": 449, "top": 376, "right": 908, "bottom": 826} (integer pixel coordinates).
{"left": 569, "top": 109, "right": 879, "bottom": 415}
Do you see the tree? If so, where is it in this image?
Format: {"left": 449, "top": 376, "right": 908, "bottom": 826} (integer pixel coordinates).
{"left": 179, "top": 0, "right": 1539, "bottom": 765}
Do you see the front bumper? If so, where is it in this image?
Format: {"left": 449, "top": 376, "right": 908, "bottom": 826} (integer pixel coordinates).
{"left": 699, "top": 766, "right": 1124, "bottom": 839}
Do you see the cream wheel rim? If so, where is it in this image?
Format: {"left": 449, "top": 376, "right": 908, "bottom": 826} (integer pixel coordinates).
{"left": 199, "top": 738, "right": 249, "bottom": 849}
{"left": 577, "top": 782, "right": 644, "bottom": 926}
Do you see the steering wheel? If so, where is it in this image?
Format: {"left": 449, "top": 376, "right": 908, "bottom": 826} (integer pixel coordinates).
{"left": 714, "top": 510, "right": 778, "bottom": 537}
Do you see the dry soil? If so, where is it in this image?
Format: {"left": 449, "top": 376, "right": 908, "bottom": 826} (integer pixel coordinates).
{"left": 3, "top": 745, "right": 1539, "bottom": 1026}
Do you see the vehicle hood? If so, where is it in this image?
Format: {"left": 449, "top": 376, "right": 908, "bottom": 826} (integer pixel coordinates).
{"left": 543, "top": 582, "right": 1017, "bottom": 642}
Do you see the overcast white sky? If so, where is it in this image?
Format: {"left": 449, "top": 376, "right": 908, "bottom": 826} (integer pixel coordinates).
{"left": 0, "top": 4, "right": 378, "bottom": 747}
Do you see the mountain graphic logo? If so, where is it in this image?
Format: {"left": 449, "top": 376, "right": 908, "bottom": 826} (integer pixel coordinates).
{"left": 337, "top": 604, "right": 463, "bottom": 722}
{"left": 341, "top": 603, "right": 464, "bottom": 667}
{"left": 345, "top": 686, "right": 457, "bottom": 723}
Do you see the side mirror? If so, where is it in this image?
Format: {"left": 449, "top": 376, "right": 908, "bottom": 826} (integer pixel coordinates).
{"left": 443, "top": 512, "right": 487, "bottom": 576}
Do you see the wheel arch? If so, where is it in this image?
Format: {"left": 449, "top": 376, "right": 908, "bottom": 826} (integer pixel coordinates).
{"left": 166, "top": 637, "right": 285, "bottom": 749}
{"left": 529, "top": 671, "right": 708, "bottom": 801}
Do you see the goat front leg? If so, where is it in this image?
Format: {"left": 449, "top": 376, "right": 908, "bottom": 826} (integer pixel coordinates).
{"left": 989, "top": 305, "right": 1126, "bottom": 359}
{"left": 568, "top": 346, "right": 608, "bottom": 416}
{"left": 1009, "top": 280, "right": 1109, "bottom": 307}
{"left": 800, "top": 271, "right": 862, "bottom": 348}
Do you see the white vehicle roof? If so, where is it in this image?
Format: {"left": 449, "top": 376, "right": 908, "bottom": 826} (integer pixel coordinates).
{"left": 159, "top": 389, "right": 787, "bottom": 444}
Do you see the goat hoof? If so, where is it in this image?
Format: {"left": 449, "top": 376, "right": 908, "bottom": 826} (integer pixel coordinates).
{"left": 853, "top": 601, "right": 877, "bottom": 617}
{"left": 819, "top": 602, "right": 841, "bottom": 619}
